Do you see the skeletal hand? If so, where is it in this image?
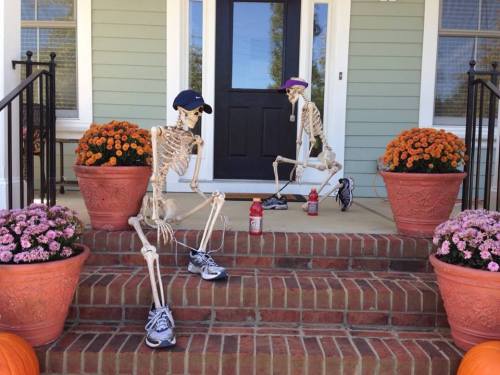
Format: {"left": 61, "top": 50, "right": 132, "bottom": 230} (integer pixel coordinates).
{"left": 295, "top": 165, "right": 304, "bottom": 183}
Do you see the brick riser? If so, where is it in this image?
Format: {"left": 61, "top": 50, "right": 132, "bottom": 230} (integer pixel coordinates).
{"left": 36, "top": 323, "right": 463, "bottom": 375}
{"left": 69, "top": 266, "right": 447, "bottom": 329}
{"left": 80, "top": 230, "right": 434, "bottom": 272}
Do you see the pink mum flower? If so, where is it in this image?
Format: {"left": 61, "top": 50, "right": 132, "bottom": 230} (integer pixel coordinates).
{"left": 0, "top": 250, "right": 13, "bottom": 263}
{"left": 20, "top": 238, "right": 31, "bottom": 249}
{"left": 488, "top": 261, "right": 499, "bottom": 272}
{"left": 49, "top": 241, "right": 61, "bottom": 252}
{"left": 480, "top": 250, "right": 491, "bottom": 260}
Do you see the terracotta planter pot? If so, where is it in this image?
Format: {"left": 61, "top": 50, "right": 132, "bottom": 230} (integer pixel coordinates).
{"left": 0, "top": 245, "right": 89, "bottom": 347}
{"left": 381, "top": 171, "right": 466, "bottom": 237}
{"left": 74, "top": 165, "right": 151, "bottom": 231}
{"left": 430, "top": 255, "right": 500, "bottom": 351}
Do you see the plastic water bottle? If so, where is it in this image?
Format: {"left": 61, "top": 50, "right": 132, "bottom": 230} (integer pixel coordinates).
{"left": 249, "top": 198, "right": 263, "bottom": 235}
{"left": 307, "top": 188, "right": 319, "bottom": 216}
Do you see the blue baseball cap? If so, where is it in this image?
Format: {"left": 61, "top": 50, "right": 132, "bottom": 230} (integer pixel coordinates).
{"left": 173, "top": 89, "right": 212, "bottom": 114}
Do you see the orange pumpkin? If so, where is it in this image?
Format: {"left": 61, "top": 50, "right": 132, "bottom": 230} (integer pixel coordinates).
{"left": 458, "top": 341, "right": 500, "bottom": 375}
{"left": 0, "top": 332, "right": 39, "bottom": 375}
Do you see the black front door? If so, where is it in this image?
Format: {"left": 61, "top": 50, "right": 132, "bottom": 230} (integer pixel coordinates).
{"left": 214, "top": 0, "right": 301, "bottom": 180}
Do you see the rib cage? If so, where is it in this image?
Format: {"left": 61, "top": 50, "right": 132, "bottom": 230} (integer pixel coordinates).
{"left": 156, "top": 126, "right": 195, "bottom": 179}
{"left": 302, "top": 102, "right": 329, "bottom": 149}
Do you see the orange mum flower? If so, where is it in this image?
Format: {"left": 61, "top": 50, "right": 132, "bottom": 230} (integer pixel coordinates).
{"left": 383, "top": 127, "right": 466, "bottom": 173}
{"left": 75, "top": 121, "right": 152, "bottom": 166}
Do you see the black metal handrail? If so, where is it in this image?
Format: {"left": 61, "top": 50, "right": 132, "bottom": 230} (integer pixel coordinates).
{"left": 1, "top": 51, "right": 56, "bottom": 209}
{"left": 462, "top": 61, "right": 499, "bottom": 211}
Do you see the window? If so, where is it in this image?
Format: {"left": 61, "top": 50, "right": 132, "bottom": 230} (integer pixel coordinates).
{"left": 311, "top": 3, "right": 328, "bottom": 155}
{"left": 189, "top": 0, "right": 203, "bottom": 93}
{"left": 21, "top": 0, "right": 78, "bottom": 118}
{"left": 189, "top": 0, "right": 203, "bottom": 142}
{"left": 231, "top": 2, "right": 284, "bottom": 89}
{"left": 434, "top": 0, "right": 500, "bottom": 127}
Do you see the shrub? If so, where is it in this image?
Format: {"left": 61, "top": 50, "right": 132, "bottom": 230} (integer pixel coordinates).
{"left": 434, "top": 210, "right": 500, "bottom": 272}
{"left": 76, "top": 120, "right": 152, "bottom": 167}
{"left": 383, "top": 127, "right": 466, "bottom": 173}
{"left": 0, "top": 204, "right": 83, "bottom": 264}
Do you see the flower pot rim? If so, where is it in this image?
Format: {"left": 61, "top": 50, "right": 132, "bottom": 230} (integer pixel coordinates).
{"left": 73, "top": 164, "right": 152, "bottom": 177}
{"left": 0, "top": 244, "right": 89, "bottom": 270}
{"left": 73, "top": 165, "right": 151, "bottom": 170}
{"left": 429, "top": 253, "right": 500, "bottom": 279}
{"left": 380, "top": 170, "right": 466, "bottom": 178}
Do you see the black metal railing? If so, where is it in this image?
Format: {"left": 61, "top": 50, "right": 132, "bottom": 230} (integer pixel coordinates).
{"left": 0, "top": 51, "right": 56, "bottom": 209}
{"left": 462, "top": 61, "right": 500, "bottom": 211}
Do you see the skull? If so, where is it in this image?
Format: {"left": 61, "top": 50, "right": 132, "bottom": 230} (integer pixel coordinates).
{"left": 178, "top": 106, "right": 203, "bottom": 129}
{"left": 284, "top": 80, "right": 306, "bottom": 123}
{"left": 285, "top": 86, "right": 304, "bottom": 106}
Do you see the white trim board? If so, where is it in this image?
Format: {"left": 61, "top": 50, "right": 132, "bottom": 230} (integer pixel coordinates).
{"left": 56, "top": 0, "right": 93, "bottom": 139}
{"left": 166, "top": 0, "right": 351, "bottom": 194}
{"left": 418, "top": 0, "right": 439, "bottom": 128}
{"left": 1, "top": 0, "right": 21, "bottom": 208}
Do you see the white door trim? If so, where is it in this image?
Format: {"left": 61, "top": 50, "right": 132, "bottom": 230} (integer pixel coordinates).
{"left": 166, "top": 0, "right": 350, "bottom": 194}
{"left": 418, "top": 0, "right": 439, "bottom": 129}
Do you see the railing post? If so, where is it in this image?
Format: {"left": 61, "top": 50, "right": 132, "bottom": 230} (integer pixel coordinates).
{"left": 484, "top": 62, "right": 498, "bottom": 210}
{"left": 462, "top": 60, "right": 476, "bottom": 210}
{"left": 25, "top": 51, "right": 35, "bottom": 205}
{"left": 7, "top": 104, "right": 13, "bottom": 209}
{"left": 48, "top": 52, "right": 57, "bottom": 206}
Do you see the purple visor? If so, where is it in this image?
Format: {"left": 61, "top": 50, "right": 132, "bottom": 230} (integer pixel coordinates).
{"left": 279, "top": 79, "right": 309, "bottom": 91}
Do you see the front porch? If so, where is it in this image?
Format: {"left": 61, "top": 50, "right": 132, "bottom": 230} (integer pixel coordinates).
{"left": 57, "top": 191, "right": 461, "bottom": 234}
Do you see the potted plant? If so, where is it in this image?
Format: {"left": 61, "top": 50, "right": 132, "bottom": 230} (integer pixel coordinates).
{"left": 381, "top": 127, "right": 467, "bottom": 237}
{"left": 430, "top": 210, "right": 500, "bottom": 351}
{"left": 74, "top": 121, "right": 152, "bottom": 230}
{"left": 0, "top": 204, "right": 89, "bottom": 346}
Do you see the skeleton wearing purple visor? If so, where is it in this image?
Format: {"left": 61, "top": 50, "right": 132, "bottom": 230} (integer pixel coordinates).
{"left": 262, "top": 78, "right": 355, "bottom": 212}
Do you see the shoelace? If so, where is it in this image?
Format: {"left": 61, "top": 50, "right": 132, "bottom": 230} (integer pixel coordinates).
{"left": 146, "top": 307, "right": 175, "bottom": 332}
{"left": 201, "top": 252, "right": 218, "bottom": 267}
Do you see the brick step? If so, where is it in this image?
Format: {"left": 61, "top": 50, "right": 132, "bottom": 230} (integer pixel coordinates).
{"left": 36, "top": 322, "right": 463, "bottom": 375}
{"left": 81, "top": 230, "right": 434, "bottom": 272}
{"left": 71, "top": 266, "right": 447, "bottom": 328}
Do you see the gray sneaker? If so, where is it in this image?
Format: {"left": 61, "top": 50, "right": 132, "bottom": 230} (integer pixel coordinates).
{"left": 336, "top": 177, "right": 354, "bottom": 211}
{"left": 188, "top": 250, "right": 228, "bottom": 281}
{"left": 262, "top": 195, "right": 288, "bottom": 210}
{"left": 145, "top": 305, "right": 176, "bottom": 349}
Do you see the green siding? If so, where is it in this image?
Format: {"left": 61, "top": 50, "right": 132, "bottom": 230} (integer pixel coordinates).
{"left": 91, "top": 0, "right": 166, "bottom": 128}
{"left": 345, "top": 0, "right": 425, "bottom": 197}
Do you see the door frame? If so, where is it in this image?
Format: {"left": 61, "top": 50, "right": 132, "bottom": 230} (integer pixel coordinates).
{"left": 166, "top": 0, "right": 351, "bottom": 194}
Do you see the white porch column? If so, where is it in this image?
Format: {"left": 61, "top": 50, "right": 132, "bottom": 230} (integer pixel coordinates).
{"left": 0, "top": 0, "right": 21, "bottom": 209}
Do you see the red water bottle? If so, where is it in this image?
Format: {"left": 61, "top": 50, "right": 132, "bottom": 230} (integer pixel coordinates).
{"left": 249, "top": 198, "right": 263, "bottom": 235}
{"left": 307, "top": 188, "right": 319, "bottom": 216}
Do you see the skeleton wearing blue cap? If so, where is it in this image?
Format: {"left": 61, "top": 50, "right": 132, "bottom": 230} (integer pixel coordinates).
{"left": 129, "top": 90, "right": 228, "bottom": 349}
{"left": 263, "top": 77, "right": 354, "bottom": 212}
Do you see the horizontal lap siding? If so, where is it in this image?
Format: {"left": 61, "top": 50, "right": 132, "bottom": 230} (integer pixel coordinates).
{"left": 91, "top": 0, "right": 166, "bottom": 129}
{"left": 46, "top": 1, "right": 168, "bottom": 183}
{"left": 345, "top": 0, "right": 425, "bottom": 197}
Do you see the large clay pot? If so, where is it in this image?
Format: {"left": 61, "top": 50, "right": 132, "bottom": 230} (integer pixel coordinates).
{"left": 430, "top": 255, "right": 500, "bottom": 351}
{"left": 381, "top": 171, "right": 465, "bottom": 237}
{"left": 0, "top": 245, "right": 89, "bottom": 347}
{"left": 74, "top": 165, "right": 151, "bottom": 231}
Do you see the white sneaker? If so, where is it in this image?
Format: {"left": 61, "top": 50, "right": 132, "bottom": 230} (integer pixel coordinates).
{"left": 188, "top": 250, "right": 228, "bottom": 281}
{"left": 145, "top": 305, "right": 176, "bottom": 349}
